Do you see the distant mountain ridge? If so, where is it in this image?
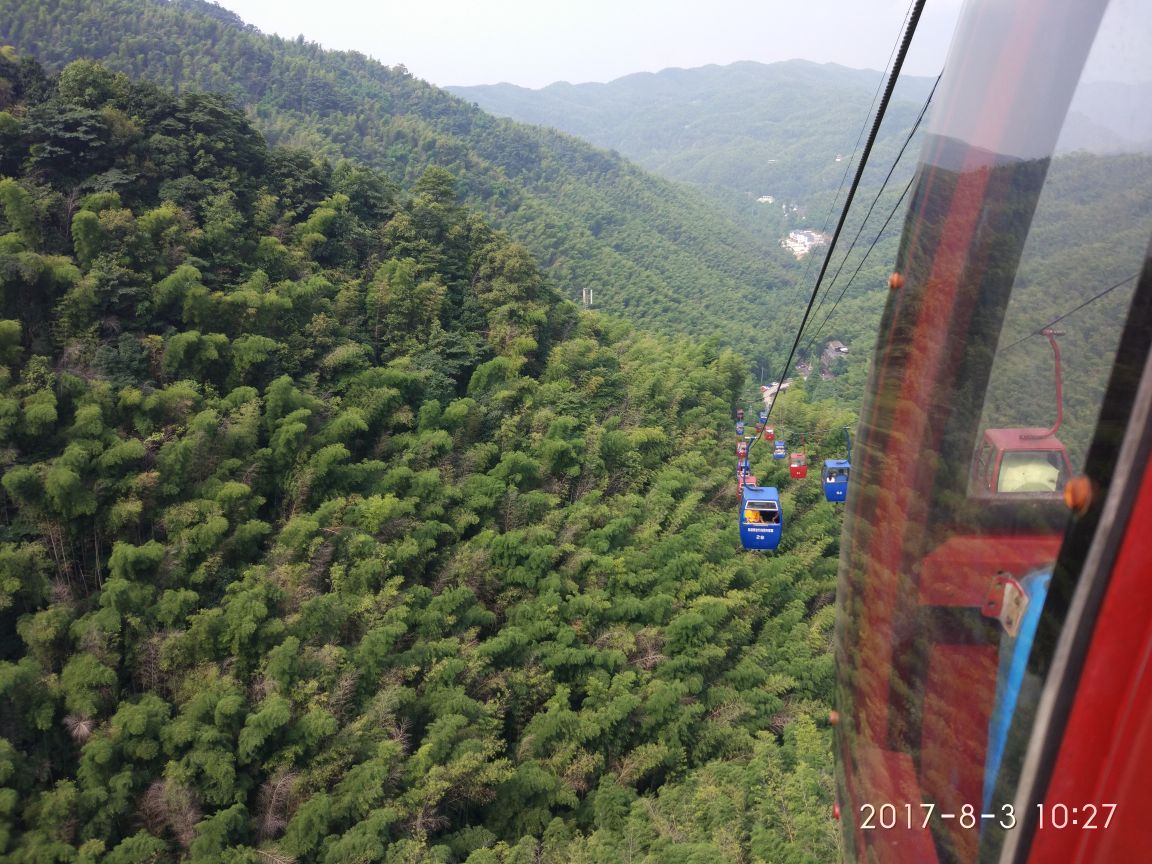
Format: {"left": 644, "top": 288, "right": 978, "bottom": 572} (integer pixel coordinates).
{"left": 449, "top": 61, "right": 1152, "bottom": 208}
{"left": 449, "top": 60, "right": 939, "bottom": 203}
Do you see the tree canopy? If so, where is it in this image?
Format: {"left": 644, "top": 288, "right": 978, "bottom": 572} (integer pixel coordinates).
{"left": 0, "top": 53, "right": 852, "bottom": 863}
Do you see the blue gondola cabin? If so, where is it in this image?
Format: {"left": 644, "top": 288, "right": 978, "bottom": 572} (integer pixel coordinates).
{"left": 773, "top": 440, "right": 787, "bottom": 460}
{"left": 736, "top": 421, "right": 745, "bottom": 436}
{"left": 740, "top": 484, "right": 782, "bottom": 550}
{"left": 823, "top": 459, "right": 850, "bottom": 502}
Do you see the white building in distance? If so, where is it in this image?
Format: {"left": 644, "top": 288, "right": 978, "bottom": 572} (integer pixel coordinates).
{"left": 781, "top": 229, "right": 827, "bottom": 258}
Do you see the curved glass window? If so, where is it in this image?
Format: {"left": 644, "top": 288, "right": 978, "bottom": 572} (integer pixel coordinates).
{"left": 833, "top": 0, "right": 1152, "bottom": 862}
{"left": 995, "top": 451, "right": 1065, "bottom": 494}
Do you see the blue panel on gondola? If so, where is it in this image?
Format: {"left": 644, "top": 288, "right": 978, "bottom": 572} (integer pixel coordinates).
{"left": 740, "top": 484, "right": 782, "bottom": 550}
{"left": 983, "top": 567, "right": 1051, "bottom": 812}
{"left": 823, "top": 459, "right": 850, "bottom": 502}
{"left": 773, "top": 440, "right": 787, "bottom": 459}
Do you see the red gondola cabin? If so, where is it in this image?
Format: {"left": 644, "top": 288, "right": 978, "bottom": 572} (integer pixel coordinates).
{"left": 789, "top": 451, "right": 808, "bottom": 479}
{"left": 971, "top": 428, "right": 1071, "bottom": 496}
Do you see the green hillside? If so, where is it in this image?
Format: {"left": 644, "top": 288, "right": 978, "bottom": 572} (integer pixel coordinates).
{"left": 2, "top": 8, "right": 1145, "bottom": 863}
{"left": 0, "top": 52, "right": 856, "bottom": 863}
{"left": 449, "top": 58, "right": 1152, "bottom": 440}
{"left": 449, "top": 60, "right": 943, "bottom": 387}
{"left": 0, "top": 0, "right": 806, "bottom": 367}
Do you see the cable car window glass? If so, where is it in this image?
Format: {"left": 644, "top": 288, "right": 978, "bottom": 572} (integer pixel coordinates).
{"left": 974, "top": 0, "right": 1151, "bottom": 477}
{"left": 744, "top": 501, "right": 768, "bottom": 518}
{"left": 995, "top": 450, "right": 1067, "bottom": 494}
{"left": 833, "top": 1, "right": 1152, "bottom": 861}
{"left": 747, "top": 500, "right": 780, "bottom": 524}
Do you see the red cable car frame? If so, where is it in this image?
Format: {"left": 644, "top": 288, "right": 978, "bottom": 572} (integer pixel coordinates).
{"left": 832, "top": 1, "right": 1152, "bottom": 862}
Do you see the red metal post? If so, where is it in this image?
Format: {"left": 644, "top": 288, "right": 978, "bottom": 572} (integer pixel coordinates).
{"left": 1022, "top": 328, "right": 1063, "bottom": 440}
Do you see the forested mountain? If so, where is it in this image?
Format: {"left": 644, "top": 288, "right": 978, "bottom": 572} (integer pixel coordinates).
{"left": 0, "top": 52, "right": 854, "bottom": 863}
{"left": 449, "top": 60, "right": 940, "bottom": 381}
{"left": 0, "top": 0, "right": 807, "bottom": 368}
{"left": 449, "top": 61, "right": 937, "bottom": 207}
{"left": 448, "top": 63, "right": 1152, "bottom": 405}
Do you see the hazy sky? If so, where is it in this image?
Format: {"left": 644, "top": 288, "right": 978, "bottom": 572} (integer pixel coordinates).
{"left": 217, "top": 0, "right": 964, "bottom": 89}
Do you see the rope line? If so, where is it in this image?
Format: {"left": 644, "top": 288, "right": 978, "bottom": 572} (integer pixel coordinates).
{"left": 805, "top": 174, "right": 915, "bottom": 355}
{"left": 803, "top": 2, "right": 910, "bottom": 280}
{"left": 771, "top": 0, "right": 917, "bottom": 392}
{"left": 758, "top": 0, "right": 929, "bottom": 442}
{"left": 1002, "top": 274, "right": 1139, "bottom": 352}
{"left": 805, "top": 73, "right": 941, "bottom": 341}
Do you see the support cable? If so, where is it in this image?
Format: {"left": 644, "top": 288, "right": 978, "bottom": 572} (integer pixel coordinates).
{"left": 804, "top": 175, "right": 915, "bottom": 356}
{"left": 806, "top": 73, "right": 941, "bottom": 337}
{"left": 774, "top": 0, "right": 917, "bottom": 376}
{"left": 759, "top": 0, "right": 929, "bottom": 436}
{"left": 1002, "top": 274, "right": 1139, "bottom": 352}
